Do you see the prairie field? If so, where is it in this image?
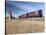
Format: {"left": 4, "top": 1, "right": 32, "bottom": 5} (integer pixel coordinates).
{"left": 6, "top": 17, "right": 45, "bottom": 34}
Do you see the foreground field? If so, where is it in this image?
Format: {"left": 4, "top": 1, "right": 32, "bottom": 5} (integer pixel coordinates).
{"left": 6, "top": 18, "right": 45, "bottom": 34}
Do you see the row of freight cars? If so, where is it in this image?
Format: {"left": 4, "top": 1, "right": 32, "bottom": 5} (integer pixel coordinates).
{"left": 19, "top": 10, "right": 42, "bottom": 18}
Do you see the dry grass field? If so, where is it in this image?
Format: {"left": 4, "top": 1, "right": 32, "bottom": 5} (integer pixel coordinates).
{"left": 6, "top": 17, "right": 45, "bottom": 34}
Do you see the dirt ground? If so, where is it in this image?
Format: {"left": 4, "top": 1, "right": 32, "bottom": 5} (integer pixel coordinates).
{"left": 6, "top": 18, "right": 45, "bottom": 34}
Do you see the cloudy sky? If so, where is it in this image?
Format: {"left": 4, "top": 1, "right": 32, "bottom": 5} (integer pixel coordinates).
{"left": 6, "top": 1, "right": 44, "bottom": 18}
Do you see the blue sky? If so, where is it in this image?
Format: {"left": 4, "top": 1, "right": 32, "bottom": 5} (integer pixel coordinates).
{"left": 6, "top": 1, "right": 44, "bottom": 18}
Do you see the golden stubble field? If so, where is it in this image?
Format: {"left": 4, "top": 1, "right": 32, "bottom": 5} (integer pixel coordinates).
{"left": 6, "top": 18, "right": 45, "bottom": 35}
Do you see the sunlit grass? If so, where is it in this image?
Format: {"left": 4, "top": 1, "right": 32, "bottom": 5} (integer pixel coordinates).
{"left": 6, "top": 17, "right": 45, "bottom": 34}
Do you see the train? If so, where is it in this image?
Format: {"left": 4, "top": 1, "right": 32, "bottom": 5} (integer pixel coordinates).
{"left": 19, "top": 10, "right": 42, "bottom": 18}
